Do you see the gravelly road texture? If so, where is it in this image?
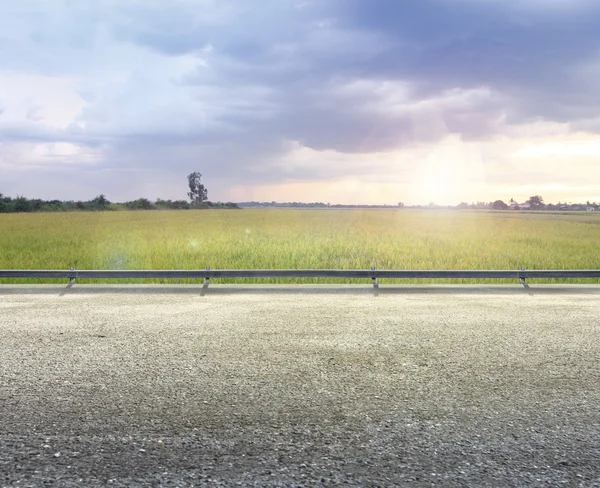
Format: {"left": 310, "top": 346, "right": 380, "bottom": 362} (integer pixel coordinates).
{"left": 1, "top": 285, "right": 599, "bottom": 487}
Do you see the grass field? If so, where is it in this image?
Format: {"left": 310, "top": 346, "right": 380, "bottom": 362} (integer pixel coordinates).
{"left": 1, "top": 209, "right": 600, "bottom": 284}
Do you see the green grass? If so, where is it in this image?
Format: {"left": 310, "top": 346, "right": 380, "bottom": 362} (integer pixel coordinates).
{"left": 1, "top": 209, "right": 600, "bottom": 284}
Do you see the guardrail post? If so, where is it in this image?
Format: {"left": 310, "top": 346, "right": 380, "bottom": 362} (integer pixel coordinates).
{"left": 68, "top": 267, "right": 76, "bottom": 286}
{"left": 519, "top": 267, "right": 526, "bottom": 287}
{"left": 371, "top": 266, "right": 378, "bottom": 288}
{"left": 204, "top": 266, "right": 210, "bottom": 287}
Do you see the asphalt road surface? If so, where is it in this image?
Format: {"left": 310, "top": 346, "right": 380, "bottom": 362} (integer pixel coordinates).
{"left": 1, "top": 285, "right": 599, "bottom": 487}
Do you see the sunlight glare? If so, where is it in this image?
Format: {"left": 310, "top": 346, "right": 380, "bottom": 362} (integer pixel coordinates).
{"left": 412, "top": 136, "right": 484, "bottom": 205}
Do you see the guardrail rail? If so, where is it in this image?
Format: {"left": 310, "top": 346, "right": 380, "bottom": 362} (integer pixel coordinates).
{"left": 2, "top": 268, "right": 600, "bottom": 288}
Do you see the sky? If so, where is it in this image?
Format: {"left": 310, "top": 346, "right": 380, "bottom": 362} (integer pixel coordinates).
{"left": 1, "top": 0, "right": 600, "bottom": 205}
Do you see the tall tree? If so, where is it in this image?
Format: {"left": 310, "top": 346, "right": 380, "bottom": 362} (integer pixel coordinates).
{"left": 187, "top": 172, "right": 208, "bottom": 206}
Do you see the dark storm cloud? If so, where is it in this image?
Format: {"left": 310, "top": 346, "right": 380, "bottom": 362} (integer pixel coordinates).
{"left": 113, "top": 0, "right": 600, "bottom": 154}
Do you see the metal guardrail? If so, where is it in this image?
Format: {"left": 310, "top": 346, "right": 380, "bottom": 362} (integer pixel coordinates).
{"left": 2, "top": 268, "right": 600, "bottom": 287}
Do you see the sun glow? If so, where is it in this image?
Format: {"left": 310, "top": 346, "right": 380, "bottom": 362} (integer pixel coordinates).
{"left": 412, "top": 136, "right": 486, "bottom": 205}
{"left": 415, "top": 162, "right": 456, "bottom": 205}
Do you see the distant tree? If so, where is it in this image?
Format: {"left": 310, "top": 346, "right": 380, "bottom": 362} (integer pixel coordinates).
{"left": 172, "top": 200, "right": 191, "bottom": 210}
{"left": 397, "top": 202, "right": 405, "bottom": 208}
{"left": 138, "top": 198, "right": 153, "bottom": 210}
{"left": 13, "top": 196, "right": 32, "bottom": 213}
{"left": 30, "top": 199, "right": 43, "bottom": 211}
{"left": 456, "top": 202, "right": 469, "bottom": 209}
{"left": 527, "top": 195, "right": 544, "bottom": 209}
{"left": 492, "top": 200, "right": 508, "bottom": 210}
{"left": 187, "top": 172, "right": 208, "bottom": 206}
{"left": 91, "top": 194, "right": 110, "bottom": 209}
{"left": 155, "top": 198, "right": 173, "bottom": 209}
{"left": 126, "top": 198, "right": 154, "bottom": 210}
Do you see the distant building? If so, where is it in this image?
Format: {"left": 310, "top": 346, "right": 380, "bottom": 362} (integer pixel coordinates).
{"left": 508, "top": 202, "right": 530, "bottom": 210}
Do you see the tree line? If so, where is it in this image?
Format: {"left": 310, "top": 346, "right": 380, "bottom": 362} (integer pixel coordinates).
{"left": 0, "top": 173, "right": 239, "bottom": 213}
{"left": 456, "top": 196, "right": 598, "bottom": 211}
{"left": 1, "top": 178, "right": 598, "bottom": 213}
{"left": 0, "top": 194, "right": 239, "bottom": 213}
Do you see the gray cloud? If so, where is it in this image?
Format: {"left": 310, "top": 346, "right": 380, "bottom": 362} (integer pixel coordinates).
{"left": 122, "top": 0, "right": 600, "bottom": 152}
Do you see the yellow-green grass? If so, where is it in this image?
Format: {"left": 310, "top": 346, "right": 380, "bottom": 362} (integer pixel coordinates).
{"left": 1, "top": 209, "right": 600, "bottom": 284}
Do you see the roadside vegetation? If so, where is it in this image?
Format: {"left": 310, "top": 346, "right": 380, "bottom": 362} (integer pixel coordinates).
{"left": 2, "top": 209, "right": 600, "bottom": 284}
